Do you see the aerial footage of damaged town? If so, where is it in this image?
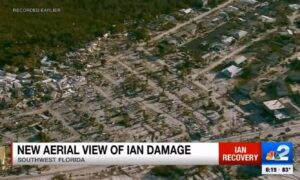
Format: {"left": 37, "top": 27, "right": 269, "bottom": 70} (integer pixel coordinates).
{"left": 1, "top": 0, "right": 300, "bottom": 179}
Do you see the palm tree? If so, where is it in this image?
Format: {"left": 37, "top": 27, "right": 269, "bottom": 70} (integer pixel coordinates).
{"left": 142, "top": 110, "right": 149, "bottom": 123}
{"left": 100, "top": 59, "right": 106, "bottom": 67}
{"left": 162, "top": 65, "right": 171, "bottom": 75}
{"left": 157, "top": 77, "right": 167, "bottom": 95}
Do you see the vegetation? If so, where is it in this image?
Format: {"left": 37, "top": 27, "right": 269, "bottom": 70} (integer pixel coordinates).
{"left": 272, "top": 1, "right": 292, "bottom": 26}
{"left": 0, "top": 0, "right": 202, "bottom": 70}
{"left": 289, "top": 58, "right": 300, "bottom": 71}
{"left": 150, "top": 165, "right": 185, "bottom": 179}
{"left": 207, "top": 0, "right": 226, "bottom": 8}
{"left": 120, "top": 74, "right": 148, "bottom": 96}
{"left": 37, "top": 131, "right": 51, "bottom": 142}
{"left": 129, "top": 27, "right": 150, "bottom": 41}
{"left": 51, "top": 174, "right": 68, "bottom": 180}
{"left": 236, "top": 166, "right": 261, "bottom": 179}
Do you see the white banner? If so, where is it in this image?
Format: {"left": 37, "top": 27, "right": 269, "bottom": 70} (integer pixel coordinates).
{"left": 12, "top": 143, "right": 218, "bottom": 165}
{"left": 262, "top": 165, "right": 293, "bottom": 174}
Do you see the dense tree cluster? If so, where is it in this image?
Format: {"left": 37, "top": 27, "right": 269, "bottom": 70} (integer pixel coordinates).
{"left": 150, "top": 165, "right": 185, "bottom": 178}
{"left": 0, "top": 0, "right": 203, "bottom": 70}
{"left": 208, "top": 0, "right": 226, "bottom": 8}
{"left": 289, "top": 58, "right": 300, "bottom": 71}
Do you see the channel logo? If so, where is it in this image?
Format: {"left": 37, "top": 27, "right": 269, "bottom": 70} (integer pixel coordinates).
{"left": 262, "top": 142, "right": 293, "bottom": 165}
{"left": 265, "top": 145, "right": 289, "bottom": 161}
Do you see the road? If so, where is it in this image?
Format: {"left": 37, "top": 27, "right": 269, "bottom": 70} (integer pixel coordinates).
{"left": 15, "top": 104, "right": 48, "bottom": 118}
{"left": 47, "top": 108, "right": 80, "bottom": 140}
{"left": 212, "top": 122, "right": 300, "bottom": 142}
{"left": 93, "top": 84, "right": 120, "bottom": 107}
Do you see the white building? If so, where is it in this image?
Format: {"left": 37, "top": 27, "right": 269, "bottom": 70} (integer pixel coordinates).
{"left": 226, "top": 6, "right": 239, "bottom": 13}
{"left": 242, "top": 0, "right": 258, "bottom": 5}
{"left": 260, "top": 15, "right": 276, "bottom": 23}
{"left": 233, "top": 55, "right": 247, "bottom": 65}
{"left": 17, "top": 72, "right": 31, "bottom": 80}
{"left": 263, "top": 100, "right": 285, "bottom": 110}
{"left": 180, "top": 8, "right": 193, "bottom": 15}
{"left": 263, "top": 100, "right": 290, "bottom": 120}
{"left": 289, "top": 4, "right": 300, "bottom": 11}
{"left": 221, "top": 36, "right": 235, "bottom": 45}
{"left": 222, "top": 65, "right": 242, "bottom": 78}
{"left": 233, "top": 30, "right": 248, "bottom": 39}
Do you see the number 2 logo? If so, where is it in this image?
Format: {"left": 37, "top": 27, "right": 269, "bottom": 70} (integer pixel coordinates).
{"left": 276, "top": 145, "right": 289, "bottom": 161}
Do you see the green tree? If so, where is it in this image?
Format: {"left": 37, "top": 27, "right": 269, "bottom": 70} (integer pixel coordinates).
{"left": 130, "top": 27, "right": 150, "bottom": 41}
{"left": 38, "top": 132, "right": 50, "bottom": 142}
{"left": 150, "top": 166, "right": 185, "bottom": 178}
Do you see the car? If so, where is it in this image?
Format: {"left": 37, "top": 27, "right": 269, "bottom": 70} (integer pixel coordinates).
{"left": 253, "top": 136, "right": 260, "bottom": 140}
{"left": 279, "top": 132, "right": 286, "bottom": 136}
{"left": 266, "top": 134, "right": 273, "bottom": 138}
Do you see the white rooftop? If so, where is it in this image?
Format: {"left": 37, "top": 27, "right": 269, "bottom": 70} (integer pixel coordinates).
{"left": 289, "top": 4, "right": 300, "bottom": 10}
{"left": 263, "top": 100, "right": 285, "bottom": 110}
{"left": 260, "top": 15, "right": 275, "bottom": 23}
{"left": 226, "top": 6, "right": 239, "bottom": 12}
{"left": 274, "top": 110, "right": 290, "bottom": 120}
{"left": 235, "top": 30, "right": 248, "bottom": 38}
{"left": 234, "top": 55, "right": 247, "bottom": 65}
{"left": 222, "top": 65, "right": 242, "bottom": 77}
{"left": 180, "top": 8, "right": 193, "bottom": 14}
{"left": 222, "top": 36, "right": 235, "bottom": 45}
{"left": 242, "top": 0, "right": 258, "bottom": 4}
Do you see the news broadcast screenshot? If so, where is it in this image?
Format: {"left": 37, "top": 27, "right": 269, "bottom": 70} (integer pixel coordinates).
{"left": 0, "top": 0, "right": 299, "bottom": 179}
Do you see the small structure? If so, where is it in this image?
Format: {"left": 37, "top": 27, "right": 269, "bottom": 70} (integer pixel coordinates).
{"left": 274, "top": 80, "right": 290, "bottom": 97}
{"left": 242, "top": 0, "right": 258, "bottom": 5}
{"left": 166, "top": 37, "right": 179, "bottom": 46}
{"left": 233, "top": 55, "right": 247, "bottom": 65}
{"left": 210, "top": 42, "right": 225, "bottom": 51}
{"left": 260, "top": 15, "right": 275, "bottom": 23}
{"left": 279, "top": 28, "right": 294, "bottom": 36}
{"left": 180, "top": 8, "right": 193, "bottom": 15}
{"left": 103, "top": 32, "right": 110, "bottom": 38}
{"left": 212, "top": 17, "right": 221, "bottom": 23}
{"left": 221, "top": 36, "right": 235, "bottom": 45}
{"left": 161, "top": 14, "right": 175, "bottom": 22}
{"left": 3, "top": 65, "right": 18, "bottom": 73}
{"left": 202, "top": 0, "right": 208, "bottom": 6}
{"left": 222, "top": 65, "right": 242, "bottom": 78}
{"left": 174, "top": 30, "right": 188, "bottom": 39}
{"left": 17, "top": 72, "right": 31, "bottom": 80}
{"left": 41, "top": 56, "right": 52, "bottom": 66}
{"left": 233, "top": 30, "right": 248, "bottom": 39}
{"left": 267, "top": 53, "right": 281, "bottom": 65}
{"left": 281, "top": 43, "right": 297, "bottom": 55}
{"left": 286, "top": 71, "right": 300, "bottom": 83}
{"left": 184, "top": 23, "right": 197, "bottom": 35}
{"left": 289, "top": 83, "right": 300, "bottom": 94}
{"left": 0, "top": 70, "right": 5, "bottom": 76}
{"left": 263, "top": 100, "right": 290, "bottom": 120}
{"left": 238, "top": 81, "right": 258, "bottom": 97}
{"left": 289, "top": 4, "right": 300, "bottom": 11}
{"left": 225, "top": 6, "right": 239, "bottom": 13}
